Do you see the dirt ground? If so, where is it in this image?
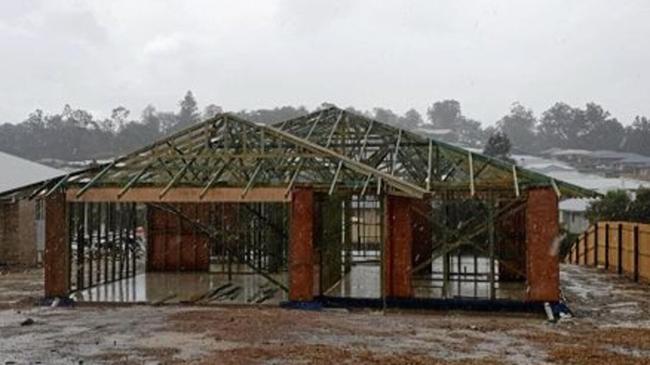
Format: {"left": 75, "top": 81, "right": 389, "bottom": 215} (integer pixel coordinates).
{"left": 1, "top": 264, "right": 650, "bottom": 364}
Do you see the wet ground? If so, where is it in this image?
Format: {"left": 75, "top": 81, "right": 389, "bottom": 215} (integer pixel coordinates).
{"left": 73, "top": 272, "right": 288, "bottom": 305}
{"left": 1, "top": 264, "right": 650, "bottom": 364}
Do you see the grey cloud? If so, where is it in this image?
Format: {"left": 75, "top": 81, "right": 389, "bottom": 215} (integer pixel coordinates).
{"left": 0, "top": 0, "right": 649, "bottom": 125}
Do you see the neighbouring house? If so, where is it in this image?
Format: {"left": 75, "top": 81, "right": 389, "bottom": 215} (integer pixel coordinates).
{"left": 0, "top": 151, "right": 64, "bottom": 267}
{"left": 515, "top": 153, "right": 649, "bottom": 235}
{"left": 559, "top": 199, "right": 592, "bottom": 234}
{"left": 542, "top": 148, "right": 650, "bottom": 180}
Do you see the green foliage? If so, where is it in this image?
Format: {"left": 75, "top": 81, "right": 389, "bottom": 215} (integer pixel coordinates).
{"left": 371, "top": 108, "right": 423, "bottom": 130}
{"left": 586, "top": 190, "right": 632, "bottom": 222}
{"left": 629, "top": 187, "right": 650, "bottom": 223}
{"left": 537, "top": 102, "right": 624, "bottom": 150}
{"left": 427, "top": 100, "right": 462, "bottom": 130}
{"left": 425, "top": 99, "right": 486, "bottom": 146}
{"left": 497, "top": 102, "right": 537, "bottom": 153}
{"left": 622, "top": 116, "right": 650, "bottom": 157}
{"left": 401, "top": 108, "right": 423, "bottom": 130}
{"left": 174, "top": 90, "right": 200, "bottom": 132}
{"left": 586, "top": 188, "right": 650, "bottom": 224}
{"left": 483, "top": 131, "right": 512, "bottom": 160}
{"left": 372, "top": 108, "right": 399, "bottom": 127}
{"left": 236, "top": 106, "right": 309, "bottom": 124}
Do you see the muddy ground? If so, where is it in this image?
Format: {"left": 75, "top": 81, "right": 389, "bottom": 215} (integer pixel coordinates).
{"left": 1, "top": 264, "right": 650, "bottom": 364}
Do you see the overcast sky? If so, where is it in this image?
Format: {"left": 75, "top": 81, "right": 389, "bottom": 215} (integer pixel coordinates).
{"left": 1, "top": 0, "right": 649, "bottom": 125}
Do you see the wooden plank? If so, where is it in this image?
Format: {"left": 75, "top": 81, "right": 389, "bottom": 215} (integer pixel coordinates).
{"left": 67, "top": 187, "right": 289, "bottom": 203}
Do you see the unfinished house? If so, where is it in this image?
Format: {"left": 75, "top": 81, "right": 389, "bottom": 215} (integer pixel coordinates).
{"left": 20, "top": 107, "right": 596, "bottom": 308}
{"left": 0, "top": 151, "right": 64, "bottom": 268}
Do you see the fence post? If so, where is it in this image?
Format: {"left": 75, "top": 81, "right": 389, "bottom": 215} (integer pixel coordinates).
{"left": 634, "top": 225, "right": 640, "bottom": 282}
{"left": 584, "top": 231, "right": 589, "bottom": 265}
{"left": 594, "top": 223, "right": 599, "bottom": 267}
{"left": 618, "top": 223, "right": 623, "bottom": 275}
{"left": 605, "top": 223, "right": 610, "bottom": 270}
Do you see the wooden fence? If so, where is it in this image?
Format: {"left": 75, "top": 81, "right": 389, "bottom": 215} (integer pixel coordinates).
{"left": 567, "top": 221, "right": 650, "bottom": 283}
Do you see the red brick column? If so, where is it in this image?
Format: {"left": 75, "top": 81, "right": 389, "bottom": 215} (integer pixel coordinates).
{"left": 289, "top": 188, "right": 315, "bottom": 301}
{"left": 411, "top": 198, "right": 432, "bottom": 274}
{"left": 384, "top": 195, "right": 413, "bottom": 298}
{"left": 44, "top": 192, "right": 69, "bottom": 298}
{"left": 525, "top": 187, "right": 560, "bottom": 302}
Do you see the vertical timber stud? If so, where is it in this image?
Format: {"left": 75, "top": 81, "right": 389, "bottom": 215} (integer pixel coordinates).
{"left": 525, "top": 187, "right": 560, "bottom": 302}
{"left": 384, "top": 195, "right": 413, "bottom": 299}
{"left": 289, "top": 187, "right": 315, "bottom": 302}
{"left": 583, "top": 231, "right": 588, "bottom": 266}
{"left": 44, "top": 192, "right": 69, "bottom": 298}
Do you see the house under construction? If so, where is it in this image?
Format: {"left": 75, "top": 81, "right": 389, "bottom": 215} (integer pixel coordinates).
{"left": 16, "top": 107, "right": 596, "bottom": 308}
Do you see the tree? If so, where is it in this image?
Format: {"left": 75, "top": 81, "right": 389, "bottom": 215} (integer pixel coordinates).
{"left": 398, "top": 109, "right": 423, "bottom": 130}
{"left": 425, "top": 100, "right": 486, "bottom": 145}
{"left": 373, "top": 108, "right": 399, "bottom": 126}
{"left": 622, "top": 116, "right": 650, "bottom": 156}
{"left": 237, "top": 106, "right": 309, "bottom": 124}
{"left": 110, "top": 106, "right": 130, "bottom": 131}
{"left": 585, "top": 190, "right": 632, "bottom": 223}
{"left": 141, "top": 105, "right": 161, "bottom": 132}
{"left": 457, "top": 118, "right": 486, "bottom": 147}
{"left": 426, "top": 100, "right": 462, "bottom": 129}
{"left": 176, "top": 90, "right": 199, "bottom": 131}
{"left": 159, "top": 112, "right": 180, "bottom": 134}
{"left": 497, "top": 102, "right": 537, "bottom": 152}
{"left": 538, "top": 102, "right": 624, "bottom": 151}
{"left": 483, "top": 131, "right": 512, "bottom": 161}
{"left": 203, "top": 104, "right": 223, "bottom": 119}
{"left": 538, "top": 102, "right": 583, "bottom": 149}
{"left": 629, "top": 188, "right": 650, "bottom": 223}
{"left": 581, "top": 103, "right": 624, "bottom": 150}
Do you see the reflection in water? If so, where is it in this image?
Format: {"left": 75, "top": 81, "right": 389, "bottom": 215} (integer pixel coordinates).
{"left": 72, "top": 255, "right": 525, "bottom": 303}
{"left": 327, "top": 263, "right": 380, "bottom": 298}
{"left": 72, "top": 272, "right": 288, "bottom": 304}
{"left": 414, "top": 256, "right": 525, "bottom": 301}
{"left": 325, "top": 253, "right": 525, "bottom": 301}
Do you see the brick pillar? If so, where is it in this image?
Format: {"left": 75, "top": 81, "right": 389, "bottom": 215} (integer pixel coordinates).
{"left": 384, "top": 195, "right": 413, "bottom": 299}
{"left": 43, "top": 193, "right": 70, "bottom": 298}
{"left": 411, "top": 198, "right": 432, "bottom": 274}
{"left": 289, "top": 188, "right": 315, "bottom": 301}
{"left": 525, "top": 187, "right": 560, "bottom": 302}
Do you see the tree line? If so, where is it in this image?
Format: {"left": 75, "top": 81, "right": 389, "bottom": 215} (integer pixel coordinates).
{"left": 0, "top": 90, "right": 649, "bottom": 163}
